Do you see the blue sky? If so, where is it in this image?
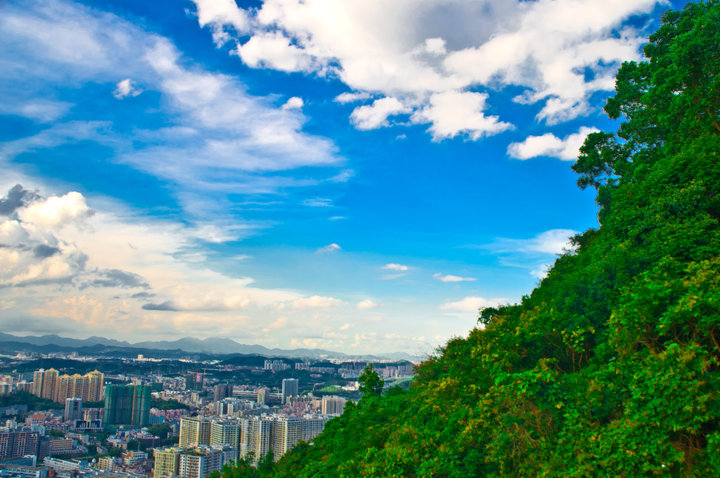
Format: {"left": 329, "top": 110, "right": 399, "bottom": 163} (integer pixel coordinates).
{"left": 0, "top": 0, "right": 690, "bottom": 356}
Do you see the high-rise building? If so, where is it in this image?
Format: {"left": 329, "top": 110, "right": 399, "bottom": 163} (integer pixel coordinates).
{"left": 32, "top": 370, "right": 45, "bottom": 397}
{"left": 153, "top": 447, "right": 182, "bottom": 478}
{"left": 31, "top": 369, "right": 104, "bottom": 404}
{"left": 246, "top": 417, "right": 272, "bottom": 461}
{"left": 55, "top": 374, "right": 82, "bottom": 403}
{"left": 179, "top": 417, "right": 211, "bottom": 448}
{"left": 64, "top": 398, "right": 82, "bottom": 422}
{"left": 256, "top": 388, "right": 268, "bottom": 405}
{"left": 263, "top": 360, "right": 289, "bottom": 371}
{"left": 104, "top": 384, "right": 151, "bottom": 426}
{"left": 0, "top": 429, "right": 41, "bottom": 460}
{"left": 185, "top": 373, "right": 205, "bottom": 391}
{"left": 321, "top": 396, "right": 346, "bottom": 416}
{"left": 155, "top": 446, "right": 234, "bottom": 478}
{"left": 41, "top": 369, "right": 59, "bottom": 401}
{"left": 210, "top": 420, "right": 239, "bottom": 448}
{"left": 281, "top": 379, "right": 299, "bottom": 404}
{"left": 271, "top": 418, "right": 300, "bottom": 460}
{"left": 301, "top": 416, "right": 328, "bottom": 443}
{"left": 213, "top": 384, "right": 233, "bottom": 402}
{"left": 85, "top": 371, "right": 105, "bottom": 402}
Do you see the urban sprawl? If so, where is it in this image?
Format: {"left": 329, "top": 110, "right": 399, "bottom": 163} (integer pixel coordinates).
{"left": 0, "top": 353, "right": 414, "bottom": 478}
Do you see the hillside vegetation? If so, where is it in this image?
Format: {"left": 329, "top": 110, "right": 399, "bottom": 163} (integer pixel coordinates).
{"left": 221, "top": 1, "right": 720, "bottom": 476}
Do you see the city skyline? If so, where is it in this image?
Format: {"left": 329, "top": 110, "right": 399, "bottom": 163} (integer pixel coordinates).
{"left": 0, "top": 0, "right": 690, "bottom": 355}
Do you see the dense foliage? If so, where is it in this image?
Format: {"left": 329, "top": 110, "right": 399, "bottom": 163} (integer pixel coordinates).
{"left": 0, "top": 391, "right": 63, "bottom": 410}
{"left": 151, "top": 397, "right": 191, "bottom": 410}
{"left": 223, "top": 2, "right": 720, "bottom": 475}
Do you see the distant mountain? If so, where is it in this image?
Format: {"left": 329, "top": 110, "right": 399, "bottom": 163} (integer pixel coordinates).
{"left": 0, "top": 332, "right": 423, "bottom": 362}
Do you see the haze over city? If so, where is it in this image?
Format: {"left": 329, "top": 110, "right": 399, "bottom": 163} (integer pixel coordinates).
{"left": 0, "top": 0, "right": 690, "bottom": 355}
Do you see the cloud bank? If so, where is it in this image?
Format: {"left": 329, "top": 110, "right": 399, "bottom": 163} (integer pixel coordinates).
{"left": 190, "top": 0, "right": 659, "bottom": 138}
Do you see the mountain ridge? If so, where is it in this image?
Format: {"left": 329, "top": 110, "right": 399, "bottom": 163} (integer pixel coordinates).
{"left": 0, "top": 332, "right": 422, "bottom": 362}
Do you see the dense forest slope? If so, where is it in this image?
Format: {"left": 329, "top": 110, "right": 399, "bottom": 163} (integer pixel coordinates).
{"left": 220, "top": 1, "right": 720, "bottom": 476}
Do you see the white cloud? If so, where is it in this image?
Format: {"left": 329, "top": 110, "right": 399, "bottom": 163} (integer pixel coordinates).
{"left": 530, "top": 264, "right": 552, "bottom": 280}
{"left": 0, "top": 234, "right": 87, "bottom": 287}
{"left": 19, "top": 191, "right": 94, "bottom": 228}
{"left": 334, "top": 91, "right": 372, "bottom": 104}
{"left": 0, "top": 182, "right": 314, "bottom": 335}
{"left": 303, "top": 197, "right": 333, "bottom": 207}
{"left": 520, "top": 229, "right": 578, "bottom": 255}
{"left": 0, "top": 99, "right": 71, "bottom": 123}
{"left": 191, "top": 0, "right": 249, "bottom": 45}
{"left": 507, "top": 126, "right": 599, "bottom": 160}
{"left": 441, "top": 296, "right": 507, "bottom": 312}
{"left": 113, "top": 78, "right": 142, "bottom": 99}
{"left": 433, "top": 273, "right": 476, "bottom": 283}
{"left": 0, "top": 0, "right": 343, "bottom": 215}
{"left": 191, "top": 0, "right": 659, "bottom": 136}
{"left": 480, "top": 229, "right": 578, "bottom": 279}
{"left": 193, "top": 0, "right": 248, "bottom": 37}
{"left": 282, "top": 96, "right": 304, "bottom": 110}
{"left": 292, "top": 295, "right": 343, "bottom": 309}
{"left": 382, "top": 263, "right": 409, "bottom": 272}
{"left": 356, "top": 299, "right": 378, "bottom": 309}
{"left": 421, "top": 37, "right": 447, "bottom": 55}
{"left": 316, "top": 243, "right": 341, "bottom": 254}
{"left": 487, "top": 229, "right": 578, "bottom": 256}
{"left": 235, "top": 31, "right": 314, "bottom": 72}
{"left": 412, "top": 90, "right": 513, "bottom": 141}
{"left": 350, "top": 97, "right": 410, "bottom": 130}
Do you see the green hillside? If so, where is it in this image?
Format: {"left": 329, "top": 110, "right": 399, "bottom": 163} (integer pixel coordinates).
{"left": 218, "top": 1, "right": 720, "bottom": 475}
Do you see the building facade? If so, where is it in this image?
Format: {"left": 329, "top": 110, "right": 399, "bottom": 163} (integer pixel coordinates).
{"left": 179, "top": 417, "right": 211, "bottom": 448}
{"left": 280, "top": 379, "right": 299, "bottom": 405}
{"left": 103, "top": 384, "right": 151, "bottom": 426}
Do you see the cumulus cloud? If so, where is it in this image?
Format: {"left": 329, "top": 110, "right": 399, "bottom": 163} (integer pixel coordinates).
{"left": 190, "top": 0, "right": 658, "bottom": 137}
{"left": 356, "top": 299, "right": 378, "bottom": 309}
{"left": 441, "top": 296, "right": 507, "bottom": 312}
{"left": 0, "top": 186, "right": 94, "bottom": 288}
{"left": 350, "top": 97, "right": 410, "bottom": 130}
{"left": 433, "top": 273, "right": 476, "bottom": 283}
{"left": 193, "top": 0, "right": 249, "bottom": 45}
{"left": 19, "top": 191, "right": 94, "bottom": 228}
{"left": 412, "top": 91, "right": 513, "bottom": 141}
{"left": 282, "top": 96, "right": 304, "bottom": 110}
{"left": 316, "top": 243, "right": 341, "bottom": 254}
{"left": 382, "top": 263, "right": 409, "bottom": 272}
{"left": 113, "top": 78, "right": 142, "bottom": 99}
{"left": 0, "top": 218, "right": 88, "bottom": 287}
{"left": 507, "top": 126, "right": 599, "bottom": 160}
{"left": 0, "top": 184, "right": 38, "bottom": 216}
{"left": 235, "top": 31, "right": 314, "bottom": 72}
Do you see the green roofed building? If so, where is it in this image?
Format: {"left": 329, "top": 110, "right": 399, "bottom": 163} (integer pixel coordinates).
{"left": 103, "top": 384, "right": 151, "bottom": 426}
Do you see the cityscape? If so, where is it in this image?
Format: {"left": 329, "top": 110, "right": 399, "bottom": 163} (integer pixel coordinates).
{"left": 0, "top": 346, "right": 414, "bottom": 478}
